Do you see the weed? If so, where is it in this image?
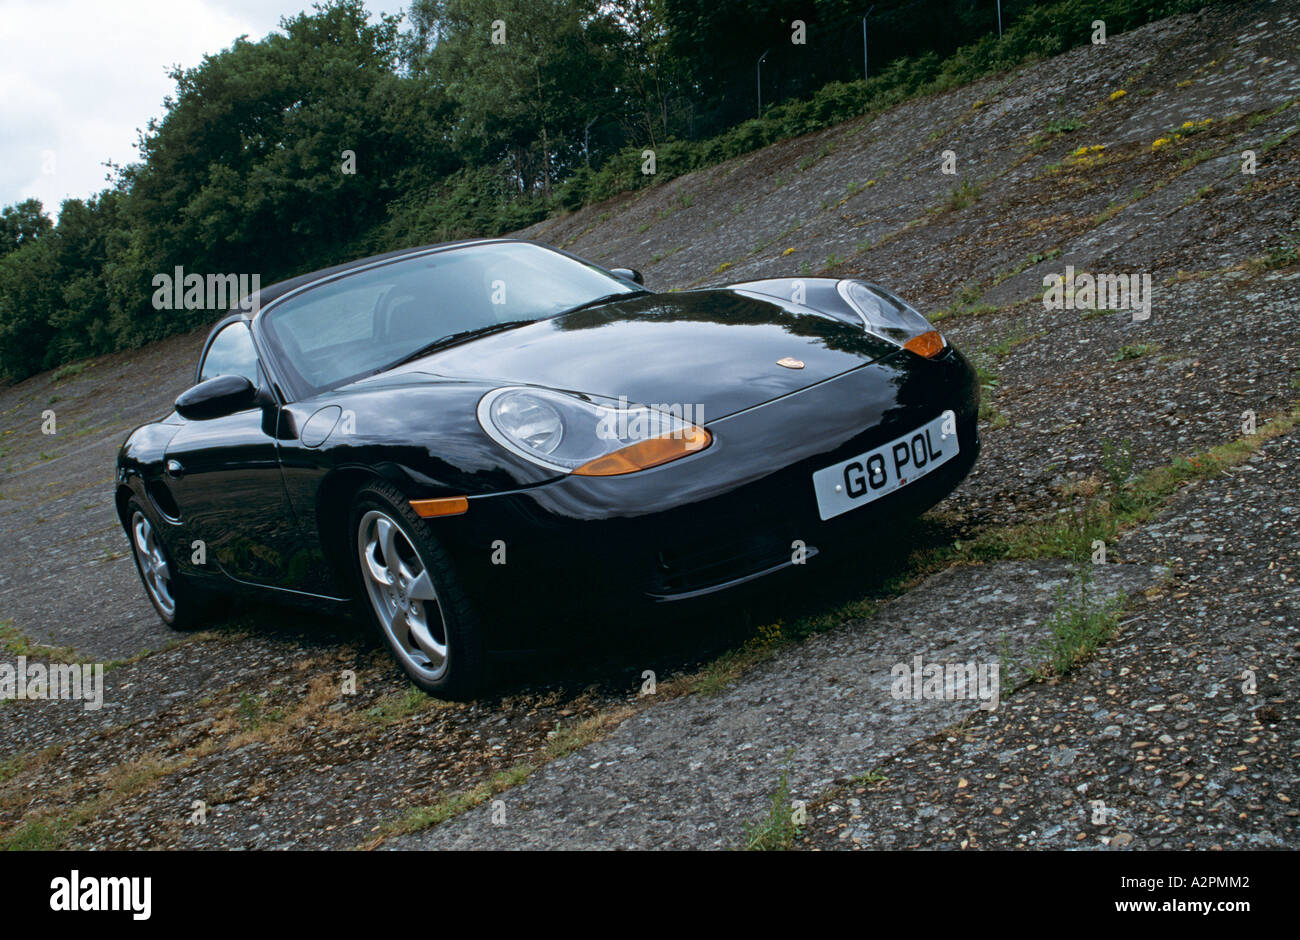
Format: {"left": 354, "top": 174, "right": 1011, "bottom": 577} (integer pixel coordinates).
{"left": 946, "top": 179, "right": 981, "bottom": 211}
{"left": 1028, "top": 567, "right": 1124, "bottom": 678}
{"left": 743, "top": 751, "right": 801, "bottom": 850}
{"left": 1111, "top": 343, "right": 1154, "bottom": 362}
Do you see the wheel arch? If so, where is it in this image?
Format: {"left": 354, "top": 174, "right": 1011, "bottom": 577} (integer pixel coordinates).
{"left": 115, "top": 482, "right": 135, "bottom": 528}
{"left": 315, "top": 466, "right": 394, "bottom": 596}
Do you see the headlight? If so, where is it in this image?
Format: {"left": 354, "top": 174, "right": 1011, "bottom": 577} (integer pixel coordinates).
{"left": 490, "top": 391, "right": 563, "bottom": 455}
{"left": 477, "top": 387, "right": 711, "bottom": 476}
{"left": 837, "top": 279, "right": 947, "bottom": 358}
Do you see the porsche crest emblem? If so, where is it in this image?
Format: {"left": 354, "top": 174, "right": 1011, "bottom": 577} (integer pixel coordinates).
{"left": 776, "top": 357, "right": 805, "bottom": 369}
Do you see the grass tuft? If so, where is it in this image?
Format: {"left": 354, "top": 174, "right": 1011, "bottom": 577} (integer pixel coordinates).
{"left": 742, "top": 751, "right": 801, "bottom": 850}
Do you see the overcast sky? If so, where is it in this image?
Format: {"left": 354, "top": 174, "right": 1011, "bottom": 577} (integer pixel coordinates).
{"left": 0, "top": 0, "right": 407, "bottom": 219}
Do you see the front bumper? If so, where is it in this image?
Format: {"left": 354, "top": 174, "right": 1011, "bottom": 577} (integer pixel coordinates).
{"left": 429, "top": 346, "right": 980, "bottom": 645}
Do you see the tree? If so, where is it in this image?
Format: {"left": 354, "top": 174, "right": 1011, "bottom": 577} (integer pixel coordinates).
{"left": 413, "top": 0, "right": 625, "bottom": 194}
{"left": 0, "top": 199, "right": 53, "bottom": 257}
{"left": 126, "top": 0, "right": 424, "bottom": 287}
{"left": 605, "top": 0, "right": 684, "bottom": 146}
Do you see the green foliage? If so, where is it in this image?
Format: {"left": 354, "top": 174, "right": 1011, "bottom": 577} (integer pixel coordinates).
{"left": 1029, "top": 567, "right": 1124, "bottom": 678}
{"left": 1, "top": 0, "right": 423, "bottom": 379}
{"left": 1111, "top": 343, "right": 1155, "bottom": 362}
{"left": 743, "top": 750, "right": 801, "bottom": 850}
{"left": 0, "top": 199, "right": 52, "bottom": 257}
{"left": 1256, "top": 224, "right": 1300, "bottom": 269}
{"left": 1045, "top": 116, "right": 1083, "bottom": 134}
{"left": 1100, "top": 437, "right": 1136, "bottom": 512}
{"left": 946, "top": 179, "right": 982, "bottom": 211}
{"left": 128, "top": 0, "right": 416, "bottom": 282}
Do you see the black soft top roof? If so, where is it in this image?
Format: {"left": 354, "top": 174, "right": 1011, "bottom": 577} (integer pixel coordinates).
{"left": 246, "top": 237, "right": 509, "bottom": 313}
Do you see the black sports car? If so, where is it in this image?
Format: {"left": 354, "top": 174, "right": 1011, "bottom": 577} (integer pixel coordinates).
{"left": 116, "top": 238, "right": 979, "bottom": 697}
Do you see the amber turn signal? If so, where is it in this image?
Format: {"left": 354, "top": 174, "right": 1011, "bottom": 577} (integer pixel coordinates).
{"left": 409, "top": 496, "right": 469, "bottom": 517}
{"left": 573, "top": 427, "right": 712, "bottom": 476}
{"left": 903, "top": 330, "right": 946, "bottom": 358}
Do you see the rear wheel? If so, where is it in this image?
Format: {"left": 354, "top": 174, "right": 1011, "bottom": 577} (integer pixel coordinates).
{"left": 126, "top": 499, "right": 221, "bottom": 630}
{"left": 350, "top": 482, "right": 485, "bottom": 699}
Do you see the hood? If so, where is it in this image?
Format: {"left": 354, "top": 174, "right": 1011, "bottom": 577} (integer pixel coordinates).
{"left": 382, "top": 288, "right": 897, "bottom": 420}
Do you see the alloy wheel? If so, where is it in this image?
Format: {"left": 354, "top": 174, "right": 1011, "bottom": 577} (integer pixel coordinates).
{"left": 356, "top": 509, "right": 448, "bottom": 681}
{"left": 131, "top": 510, "right": 176, "bottom": 618}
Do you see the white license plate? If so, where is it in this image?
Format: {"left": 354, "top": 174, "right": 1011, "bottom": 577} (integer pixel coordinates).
{"left": 812, "top": 411, "right": 958, "bottom": 520}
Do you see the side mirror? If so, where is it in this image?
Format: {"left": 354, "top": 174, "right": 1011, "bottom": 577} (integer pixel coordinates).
{"left": 175, "top": 374, "right": 260, "bottom": 420}
{"left": 610, "top": 267, "right": 644, "bottom": 285}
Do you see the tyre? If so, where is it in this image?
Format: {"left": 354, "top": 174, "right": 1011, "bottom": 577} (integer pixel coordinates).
{"left": 125, "top": 498, "right": 222, "bottom": 630}
{"left": 349, "top": 481, "right": 485, "bottom": 699}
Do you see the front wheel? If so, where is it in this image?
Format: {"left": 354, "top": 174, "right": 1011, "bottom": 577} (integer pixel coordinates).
{"left": 125, "top": 499, "right": 221, "bottom": 630}
{"left": 350, "top": 482, "right": 485, "bottom": 699}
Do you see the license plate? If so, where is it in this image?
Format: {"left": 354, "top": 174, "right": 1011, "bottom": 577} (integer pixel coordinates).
{"left": 812, "top": 411, "right": 958, "bottom": 520}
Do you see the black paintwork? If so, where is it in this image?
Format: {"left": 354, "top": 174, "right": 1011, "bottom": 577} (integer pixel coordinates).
{"left": 115, "top": 239, "right": 980, "bottom": 644}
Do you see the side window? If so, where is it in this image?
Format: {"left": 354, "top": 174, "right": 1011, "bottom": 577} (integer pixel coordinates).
{"left": 200, "top": 322, "right": 259, "bottom": 383}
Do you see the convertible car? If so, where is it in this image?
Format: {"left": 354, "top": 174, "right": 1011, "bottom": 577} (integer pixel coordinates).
{"left": 117, "top": 238, "right": 979, "bottom": 697}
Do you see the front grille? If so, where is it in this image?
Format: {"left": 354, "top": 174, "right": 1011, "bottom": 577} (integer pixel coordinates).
{"left": 648, "top": 530, "right": 794, "bottom": 597}
{"left": 636, "top": 489, "right": 815, "bottom": 598}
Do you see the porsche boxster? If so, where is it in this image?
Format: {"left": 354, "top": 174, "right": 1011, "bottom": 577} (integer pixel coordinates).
{"left": 116, "top": 238, "right": 980, "bottom": 697}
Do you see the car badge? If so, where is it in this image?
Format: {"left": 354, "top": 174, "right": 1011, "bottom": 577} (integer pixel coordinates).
{"left": 776, "top": 357, "right": 805, "bottom": 369}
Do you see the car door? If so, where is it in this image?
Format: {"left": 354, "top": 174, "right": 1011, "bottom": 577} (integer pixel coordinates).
{"left": 161, "top": 319, "right": 311, "bottom": 590}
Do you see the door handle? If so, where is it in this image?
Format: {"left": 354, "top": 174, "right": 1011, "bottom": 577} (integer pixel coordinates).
{"left": 166, "top": 459, "right": 183, "bottom": 478}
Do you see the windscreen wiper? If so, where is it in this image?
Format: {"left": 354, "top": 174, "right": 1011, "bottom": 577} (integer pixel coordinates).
{"left": 557, "top": 290, "right": 649, "bottom": 316}
{"left": 388, "top": 319, "right": 540, "bottom": 368}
